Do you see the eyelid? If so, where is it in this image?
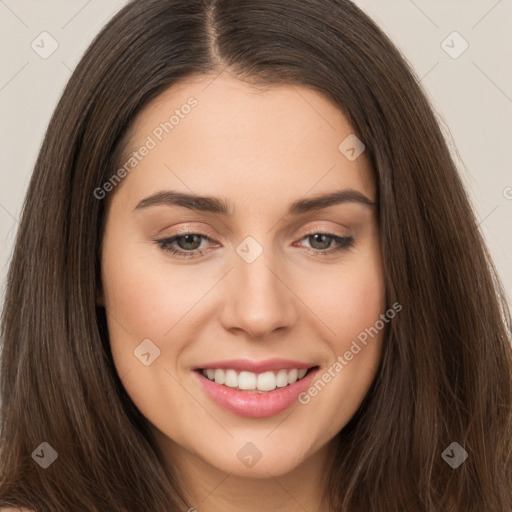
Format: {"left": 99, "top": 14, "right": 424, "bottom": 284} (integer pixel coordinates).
{"left": 159, "top": 221, "right": 351, "bottom": 244}
{"left": 156, "top": 223, "right": 217, "bottom": 239}
{"left": 297, "top": 221, "right": 352, "bottom": 239}
{"left": 154, "top": 223, "right": 354, "bottom": 260}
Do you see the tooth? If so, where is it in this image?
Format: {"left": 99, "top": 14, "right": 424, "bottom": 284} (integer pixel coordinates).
{"left": 214, "top": 369, "right": 225, "bottom": 385}
{"left": 238, "top": 371, "right": 257, "bottom": 390}
{"left": 287, "top": 368, "right": 298, "bottom": 384}
{"left": 224, "top": 369, "right": 238, "bottom": 388}
{"left": 276, "top": 369, "right": 288, "bottom": 387}
{"left": 205, "top": 367, "right": 309, "bottom": 390}
{"left": 257, "top": 371, "right": 277, "bottom": 391}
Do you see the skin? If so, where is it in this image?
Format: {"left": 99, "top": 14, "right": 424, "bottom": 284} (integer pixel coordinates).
{"left": 99, "top": 72, "right": 386, "bottom": 512}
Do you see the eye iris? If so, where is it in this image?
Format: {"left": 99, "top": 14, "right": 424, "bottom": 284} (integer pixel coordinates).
{"left": 178, "top": 234, "right": 202, "bottom": 250}
{"left": 309, "top": 234, "right": 331, "bottom": 250}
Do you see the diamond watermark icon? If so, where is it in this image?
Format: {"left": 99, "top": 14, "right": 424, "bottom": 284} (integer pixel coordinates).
{"left": 32, "top": 442, "right": 58, "bottom": 469}
{"left": 441, "top": 31, "right": 469, "bottom": 59}
{"left": 441, "top": 442, "right": 468, "bottom": 468}
{"left": 338, "top": 134, "right": 365, "bottom": 161}
{"left": 31, "top": 31, "right": 59, "bottom": 59}
{"left": 237, "top": 442, "right": 263, "bottom": 468}
{"left": 236, "top": 236, "right": 263, "bottom": 264}
{"left": 134, "top": 338, "right": 161, "bottom": 366}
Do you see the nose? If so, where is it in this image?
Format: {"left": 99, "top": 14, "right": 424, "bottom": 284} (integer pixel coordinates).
{"left": 219, "top": 249, "right": 299, "bottom": 340}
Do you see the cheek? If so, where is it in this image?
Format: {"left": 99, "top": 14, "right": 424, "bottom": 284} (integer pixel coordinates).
{"left": 100, "top": 239, "right": 197, "bottom": 423}
{"left": 339, "top": 264, "right": 386, "bottom": 340}
{"left": 102, "top": 245, "right": 164, "bottom": 332}
{"left": 101, "top": 236, "right": 201, "bottom": 340}
{"left": 100, "top": 232, "right": 182, "bottom": 372}
{"left": 309, "top": 248, "right": 386, "bottom": 347}
{"left": 300, "top": 258, "right": 386, "bottom": 436}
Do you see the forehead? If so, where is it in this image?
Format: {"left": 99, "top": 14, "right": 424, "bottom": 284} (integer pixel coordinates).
{"left": 113, "top": 73, "right": 375, "bottom": 211}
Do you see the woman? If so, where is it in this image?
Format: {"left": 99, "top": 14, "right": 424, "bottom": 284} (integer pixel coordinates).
{"left": 1, "top": 0, "right": 511, "bottom": 510}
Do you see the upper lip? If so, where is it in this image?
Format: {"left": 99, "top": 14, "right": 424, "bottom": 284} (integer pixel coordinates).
{"left": 195, "top": 358, "right": 317, "bottom": 373}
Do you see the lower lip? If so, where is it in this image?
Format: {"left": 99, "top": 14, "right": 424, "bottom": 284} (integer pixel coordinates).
{"left": 193, "top": 367, "right": 319, "bottom": 418}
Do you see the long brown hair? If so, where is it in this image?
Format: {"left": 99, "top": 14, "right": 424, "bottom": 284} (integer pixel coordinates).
{"left": 1, "top": 0, "right": 511, "bottom": 510}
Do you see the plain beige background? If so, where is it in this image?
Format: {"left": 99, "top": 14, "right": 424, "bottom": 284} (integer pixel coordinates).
{"left": 0, "top": 0, "right": 511, "bottom": 311}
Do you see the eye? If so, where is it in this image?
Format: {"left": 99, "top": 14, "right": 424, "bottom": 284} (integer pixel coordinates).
{"left": 154, "top": 230, "right": 354, "bottom": 259}
{"left": 154, "top": 232, "right": 215, "bottom": 258}
{"left": 295, "top": 232, "right": 354, "bottom": 256}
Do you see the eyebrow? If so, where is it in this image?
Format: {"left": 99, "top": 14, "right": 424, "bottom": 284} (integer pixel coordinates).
{"left": 134, "top": 188, "right": 377, "bottom": 215}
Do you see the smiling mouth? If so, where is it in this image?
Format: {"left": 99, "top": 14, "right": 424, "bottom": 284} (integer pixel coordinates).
{"left": 195, "top": 366, "right": 318, "bottom": 393}
{"left": 193, "top": 364, "right": 321, "bottom": 417}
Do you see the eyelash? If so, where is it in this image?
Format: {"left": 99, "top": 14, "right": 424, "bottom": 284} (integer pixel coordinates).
{"left": 154, "top": 230, "right": 354, "bottom": 259}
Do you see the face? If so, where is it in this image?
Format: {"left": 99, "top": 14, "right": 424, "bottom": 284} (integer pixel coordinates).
{"left": 99, "top": 73, "right": 386, "bottom": 482}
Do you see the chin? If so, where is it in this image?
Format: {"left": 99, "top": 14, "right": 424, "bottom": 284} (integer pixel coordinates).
{"left": 204, "top": 446, "right": 311, "bottom": 478}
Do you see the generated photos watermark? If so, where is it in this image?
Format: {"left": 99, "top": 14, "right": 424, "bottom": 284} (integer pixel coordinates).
{"left": 298, "top": 301, "right": 402, "bottom": 405}
{"left": 93, "top": 97, "right": 198, "bottom": 200}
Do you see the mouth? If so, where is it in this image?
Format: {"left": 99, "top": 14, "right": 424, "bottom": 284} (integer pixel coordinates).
{"left": 192, "top": 360, "right": 320, "bottom": 417}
